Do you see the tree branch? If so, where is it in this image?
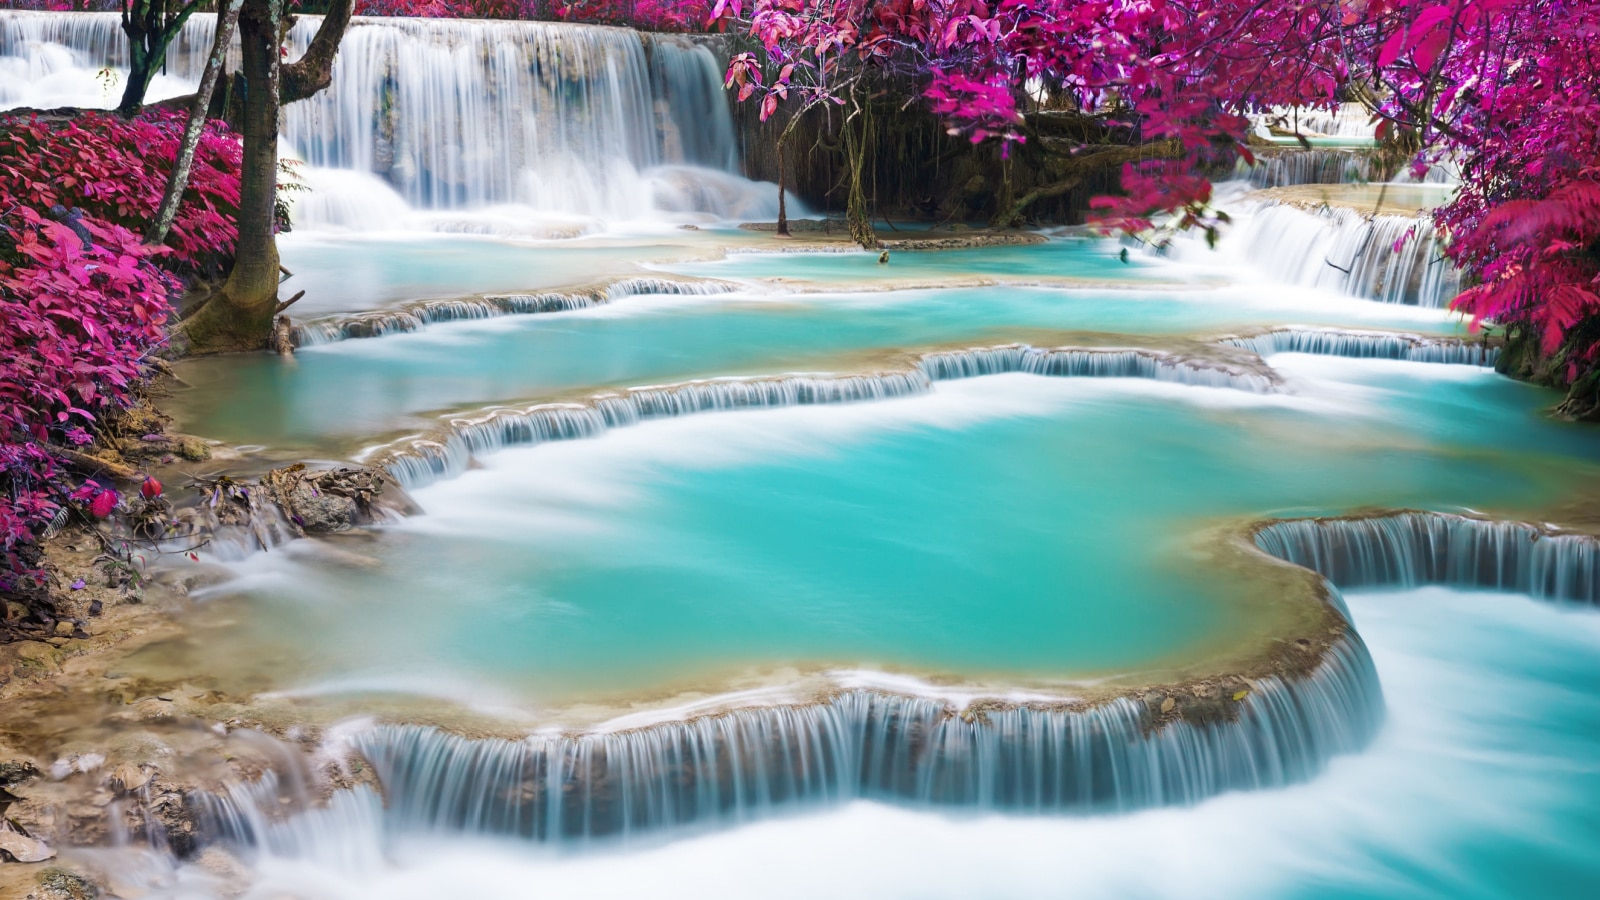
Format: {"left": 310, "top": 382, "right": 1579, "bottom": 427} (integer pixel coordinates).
{"left": 280, "top": 0, "right": 354, "bottom": 104}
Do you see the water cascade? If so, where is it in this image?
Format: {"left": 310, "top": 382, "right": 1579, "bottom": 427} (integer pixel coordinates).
{"left": 1229, "top": 202, "right": 1461, "bottom": 307}
{"left": 377, "top": 346, "right": 1282, "bottom": 489}
{"left": 282, "top": 16, "right": 761, "bottom": 223}
{"left": 1220, "top": 328, "right": 1498, "bottom": 365}
{"left": 1255, "top": 513, "right": 1600, "bottom": 604}
{"left": 0, "top": 11, "right": 777, "bottom": 225}
{"left": 190, "top": 629, "right": 1380, "bottom": 849}
{"left": 292, "top": 276, "right": 740, "bottom": 345}
{"left": 1257, "top": 103, "right": 1379, "bottom": 140}
{"left": 1237, "top": 150, "right": 1374, "bottom": 188}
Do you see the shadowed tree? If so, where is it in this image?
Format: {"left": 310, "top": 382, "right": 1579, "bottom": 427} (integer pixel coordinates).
{"left": 118, "top": 0, "right": 204, "bottom": 115}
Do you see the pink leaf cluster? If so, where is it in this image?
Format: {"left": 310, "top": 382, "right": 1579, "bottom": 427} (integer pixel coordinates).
{"left": 0, "top": 110, "right": 240, "bottom": 580}
{"left": 720, "top": 0, "right": 1600, "bottom": 369}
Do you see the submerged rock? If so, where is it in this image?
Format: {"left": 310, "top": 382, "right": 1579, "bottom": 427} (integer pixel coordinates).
{"left": 25, "top": 868, "right": 98, "bottom": 900}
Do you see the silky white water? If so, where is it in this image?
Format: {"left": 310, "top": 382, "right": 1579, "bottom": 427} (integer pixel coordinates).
{"left": 0, "top": 10, "right": 786, "bottom": 230}
{"left": 7, "top": 10, "right": 1600, "bottom": 898}
{"left": 122, "top": 585, "right": 1599, "bottom": 900}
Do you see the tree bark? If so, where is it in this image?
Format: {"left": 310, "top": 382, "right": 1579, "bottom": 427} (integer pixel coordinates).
{"left": 146, "top": 0, "right": 242, "bottom": 248}
{"left": 178, "top": 0, "right": 354, "bottom": 354}
{"left": 118, "top": 1, "right": 202, "bottom": 115}
{"left": 773, "top": 109, "right": 807, "bottom": 237}
{"left": 178, "top": 0, "right": 283, "bottom": 354}
{"left": 842, "top": 92, "right": 877, "bottom": 250}
{"left": 280, "top": 0, "right": 354, "bottom": 104}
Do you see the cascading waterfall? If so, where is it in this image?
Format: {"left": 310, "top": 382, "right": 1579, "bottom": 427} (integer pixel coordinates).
{"left": 1236, "top": 150, "right": 1374, "bottom": 188}
{"left": 914, "top": 345, "right": 1281, "bottom": 391}
{"left": 378, "top": 346, "right": 1281, "bottom": 490}
{"left": 292, "top": 276, "right": 739, "bottom": 345}
{"left": 1220, "top": 328, "right": 1498, "bottom": 365}
{"left": 1230, "top": 202, "right": 1460, "bottom": 307}
{"left": 279, "top": 15, "right": 763, "bottom": 223}
{"left": 190, "top": 629, "right": 1380, "bottom": 849}
{"left": 381, "top": 372, "right": 934, "bottom": 489}
{"left": 0, "top": 9, "right": 216, "bottom": 109}
{"left": 1257, "top": 104, "right": 1378, "bottom": 140}
{"left": 0, "top": 10, "right": 778, "bottom": 224}
{"left": 1255, "top": 513, "right": 1600, "bottom": 604}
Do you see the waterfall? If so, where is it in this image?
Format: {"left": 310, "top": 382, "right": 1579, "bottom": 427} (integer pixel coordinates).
{"left": 190, "top": 630, "right": 1380, "bottom": 849}
{"left": 379, "top": 346, "right": 1281, "bottom": 490}
{"left": 1229, "top": 203, "right": 1461, "bottom": 307}
{"left": 0, "top": 10, "right": 778, "bottom": 225}
{"left": 280, "top": 15, "right": 757, "bottom": 222}
{"left": 380, "top": 372, "right": 935, "bottom": 488}
{"left": 0, "top": 9, "right": 216, "bottom": 109}
{"left": 914, "top": 345, "right": 1282, "bottom": 392}
{"left": 1255, "top": 513, "right": 1600, "bottom": 604}
{"left": 292, "top": 276, "right": 739, "bottom": 346}
{"left": 1257, "top": 104, "right": 1378, "bottom": 140}
{"left": 1236, "top": 150, "right": 1374, "bottom": 188}
{"left": 1220, "top": 329, "right": 1498, "bottom": 366}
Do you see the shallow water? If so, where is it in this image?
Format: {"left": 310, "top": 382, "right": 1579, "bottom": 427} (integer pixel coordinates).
{"left": 9, "top": 11, "right": 1598, "bottom": 895}
{"left": 149, "top": 586, "right": 1600, "bottom": 900}
{"left": 172, "top": 242, "right": 1474, "bottom": 453}
{"left": 140, "top": 359, "right": 1600, "bottom": 714}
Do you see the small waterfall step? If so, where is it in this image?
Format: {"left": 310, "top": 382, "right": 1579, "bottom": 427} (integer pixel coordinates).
{"left": 1220, "top": 328, "right": 1499, "bottom": 366}
{"left": 377, "top": 344, "right": 1284, "bottom": 490}
{"left": 1255, "top": 512, "right": 1600, "bottom": 604}
{"left": 291, "top": 276, "right": 741, "bottom": 346}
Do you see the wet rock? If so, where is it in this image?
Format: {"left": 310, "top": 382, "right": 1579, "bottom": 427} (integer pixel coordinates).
{"left": 138, "top": 776, "right": 198, "bottom": 857}
{"left": 26, "top": 868, "right": 98, "bottom": 900}
{"left": 264, "top": 464, "right": 392, "bottom": 535}
{"left": 0, "top": 758, "right": 39, "bottom": 786}
{"left": 109, "top": 763, "right": 153, "bottom": 793}
{"left": 172, "top": 435, "right": 211, "bottom": 462}
{"left": 9, "top": 642, "right": 61, "bottom": 675}
{"left": 0, "top": 824, "right": 55, "bottom": 863}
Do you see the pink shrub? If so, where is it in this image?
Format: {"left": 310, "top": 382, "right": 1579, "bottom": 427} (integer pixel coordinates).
{"left": 0, "top": 110, "right": 240, "bottom": 583}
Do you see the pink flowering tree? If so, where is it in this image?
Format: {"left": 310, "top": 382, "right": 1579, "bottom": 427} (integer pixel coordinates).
{"left": 721, "top": 0, "right": 1600, "bottom": 405}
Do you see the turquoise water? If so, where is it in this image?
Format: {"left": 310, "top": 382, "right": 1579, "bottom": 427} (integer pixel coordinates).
{"left": 665, "top": 237, "right": 1158, "bottom": 284}
{"left": 221, "top": 586, "right": 1600, "bottom": 900}
{"left": 277, "top": 228, "right": 758, "bottom": 315}
{"left": 157, "top": 359, "right": 1600, "bottom": 710}
{"left": 172, "top": 275, "right": 1471, "bottom": 453}
{"left": 149, "top": 231, "right": 1600, "bottom": 899}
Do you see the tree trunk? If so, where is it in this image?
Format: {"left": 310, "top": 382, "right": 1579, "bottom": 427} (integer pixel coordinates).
{"left": 776, "top": 145, "right": 789, "bottom": 237}
{"left": 842, "top": 92, "right": 877, "bottom": 250}
{"left": 146, "top": 0, "right": 242, "bottom": 248}
{"left": 773, "top": 108, "right": 807, "bottom": 238}
{"left": 118, "top": 1, "right": 201, "bottom": 116}
{"left": 178, "top": 0, "right": 353, "bottom": 355}
{"left": 178, "top": 0, "right": 283, "bottom": 354}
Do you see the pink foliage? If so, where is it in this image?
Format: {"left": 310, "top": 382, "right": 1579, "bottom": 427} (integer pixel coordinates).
{"left": 1, "top": 110, "right": 240, "bottom": 580}
{"left": 721, "top": 0, "right": 1600, "bottom": 370}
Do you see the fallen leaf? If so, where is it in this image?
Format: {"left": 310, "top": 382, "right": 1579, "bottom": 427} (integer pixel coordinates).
{"left": 1232, "top": 689, "right": 1250, "bottom": 701}
{"left": 1160, "top": 697, "right": 1176, "bottom": 714}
